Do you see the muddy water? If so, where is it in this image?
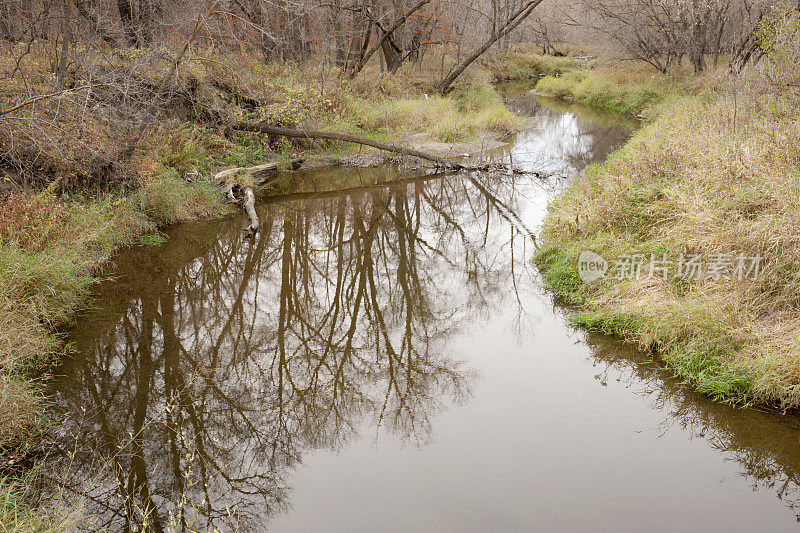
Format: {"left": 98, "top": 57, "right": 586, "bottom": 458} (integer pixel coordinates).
{"left": 47, "top": 93, "right": 800, "bottom": 532}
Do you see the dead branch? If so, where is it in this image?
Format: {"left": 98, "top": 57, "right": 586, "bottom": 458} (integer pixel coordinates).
{"left": 241, "top": 186, "right": 259, "bottom": 237}
{"left": 0, "top": 85, "right": 104, "bottom": 117}
{"left": 120, "top": 1, "right": 220, "bottom": 159}
{"left": 213, "top": 158, "right": 304, "bottom": 189}
{"left": 230, "top": 122, "right": 540, "bottom": 174}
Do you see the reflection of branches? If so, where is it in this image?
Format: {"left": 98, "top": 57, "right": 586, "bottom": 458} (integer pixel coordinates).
{"left": 486, "top": 96, "right": 636, "bottom": 176}
{"left": 46, "top": 171, "right": 545, "bottom": 531}
{"left": 583, "top": 331, "right": 800, "bottom": 521}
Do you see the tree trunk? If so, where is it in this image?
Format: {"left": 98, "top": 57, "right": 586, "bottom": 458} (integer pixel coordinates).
{"left": 349, "top": 0, "right": 431, "bottom": 76}
{"left": 230, "top": 122, "right": 547, "bottom": 176}
{"left": 75, "top": 0, "right": 120, "bottom": 45}
{"left": 117, "top": 0, "right": 137, "bottom": 46}
{"left": 138, "top": 0, "right": 154, "bottom": 45}
{"left": 0, "top": 5, "right": 13, "bottom": 41}
{"left": 232, "top": 123, "right": 471, "bottom": 168}
{"left": 713, "top": 18, "right": 725, "bottom": 69}
{"left": 380, "top": 30, "right": 404, "bottom": 73}
{"left": 436, "top": 0, "right": 546, "bottom": 93}
{"left": 56, "top": 0, "right": 73, "bottom": 89}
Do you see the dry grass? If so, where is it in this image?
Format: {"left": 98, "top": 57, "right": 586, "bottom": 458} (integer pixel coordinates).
{"left": 352, "top": 80, "right": 518, "bottom": 143}
{"left": 1, "top": 42, "right": 518, "bottom": 194}
{"left": 484, "top": 44, "right": 583, "bottom": 81}
{"left": 535, "top": 67, "right": 800, "bottom": 406}
{"left": 0, "top": 378, "right": 39, "bottom": 452}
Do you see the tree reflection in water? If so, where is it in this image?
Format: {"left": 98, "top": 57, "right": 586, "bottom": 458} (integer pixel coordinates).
{"left": 41, "top": 95, "right": 800, "bottom": 531}
{"left": 583, "top": 332, "right": 800, "bottom": 522}
{"left": 48, "top": 172, "right": 535, "bottom": 532}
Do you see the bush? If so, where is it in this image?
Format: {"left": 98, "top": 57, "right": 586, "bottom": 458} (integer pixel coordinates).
{"left": 757, "top": 7, "right": 800, "bottom": 88}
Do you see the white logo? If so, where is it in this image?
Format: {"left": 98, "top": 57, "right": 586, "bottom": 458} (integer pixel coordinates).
{"left": 578, "top": 250, "right": 608, "bottom": 283}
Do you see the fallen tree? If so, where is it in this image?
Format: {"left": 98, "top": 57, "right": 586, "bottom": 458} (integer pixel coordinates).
{"left": 230, "top": 122, "right": 538, "bottom": 174}
{"left": 222, "top": 123, "right": 548, "bottom": 236}
{"left": 213, "top": 158, "right": 303, "bottom": 237}
{"left": 213, "top": 158, "right": 304, "bottom": 192}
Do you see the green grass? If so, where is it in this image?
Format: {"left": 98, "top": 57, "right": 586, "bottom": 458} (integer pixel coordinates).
{"left": 534, "top": 63, "right": 691, "bottom": 117}
{"left": 0, "top": 471, "right": 80, "bottom": 533}
{"left": 1, "top": 476, "right": 50, "bottom": 533}
{"left": 139, "top": 231, "right": 168, "bottom": 246}
{"left": 533, "top": 246, "right": 587, "bottom": 306}
{"left": 135, "top": 174, "right": 227, "bottom": 226}
{"left": 487, "top": 46, "right": 582, "bottom": 80}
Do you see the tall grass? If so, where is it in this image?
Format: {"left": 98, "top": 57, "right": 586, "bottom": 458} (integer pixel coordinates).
{"left": 351, "top": 80, "right": 517, "bottom": 143}
{"left": 535, "top": 86, "right": 800, "bottom": 407}
{"left": 0, "top": 472, "right": 81, "bottom": 533}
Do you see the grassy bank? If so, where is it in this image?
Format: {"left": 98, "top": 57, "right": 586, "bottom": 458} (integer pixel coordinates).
{"left": 1, "top": 469, "right": 81, "bottom": 532}
{"left": 0, "top": 44, "right": 521, "bottom": 475}
{"left": 485, "top": 45, "right": 582, "bottom": 81}
{"left": 0, "top": 176, "right": 228, "bottom": 446}
{"left": 535, "top": 74, "right": 800, "bottom": 407}
{"left": 533, "top": 61, "right": 699, "bottom": 117}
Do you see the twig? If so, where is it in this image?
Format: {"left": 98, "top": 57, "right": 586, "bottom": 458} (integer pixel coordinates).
{"left": 0, "top": 84, "right": 103, "bottom": 117}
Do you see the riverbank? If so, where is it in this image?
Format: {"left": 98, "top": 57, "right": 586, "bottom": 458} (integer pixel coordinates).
{"left": 533, "top": 59, "right": 702, "bottom": 118}
{"left": 0, "top": 47, "right": 535, "bottom": 528}
{"left": 534, "top": 50, "right": 800, "bottom": 407}
{"left": 0, "top": 44, "right": 529, "bottom": 464}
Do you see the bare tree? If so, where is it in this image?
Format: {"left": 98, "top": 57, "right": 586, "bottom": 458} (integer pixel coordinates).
{"left": 437, "top": 0, "right": 547, "bottom": 92}
{"left": 576, "top": 0, "right": 768, "bottom": 74}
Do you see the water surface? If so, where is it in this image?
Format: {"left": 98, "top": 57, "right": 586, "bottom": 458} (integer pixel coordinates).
{"left": 47, "top": 94, "right": 800, "bottom": 532}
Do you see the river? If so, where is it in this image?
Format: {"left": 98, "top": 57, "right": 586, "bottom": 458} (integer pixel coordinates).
{"left": 43, "top": 86, "right": 800, "bottom": 532}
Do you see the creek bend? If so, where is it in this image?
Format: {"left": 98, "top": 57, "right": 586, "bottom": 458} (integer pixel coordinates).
{"left": 44, "top": 89, "right": 800, "bottom": 532}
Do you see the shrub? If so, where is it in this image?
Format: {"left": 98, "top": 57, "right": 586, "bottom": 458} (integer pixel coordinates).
{"left": 757, "top": 7, "right": 800, "bottom": 88}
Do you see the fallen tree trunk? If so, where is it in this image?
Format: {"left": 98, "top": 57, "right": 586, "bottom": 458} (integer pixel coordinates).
{"left": 241, "top": 186, "right": 259, "bottom": 237}
{"left": 213, "top": 158, "right": 304, "bottom": 189}
{"left": 231, "top": 122, "right": 530, "bottom": 173}
{"left": 219, "top": 124, "right": 550, "bottom": 237}
{"left": 214, "top": 158, "right": 303, "bottom": 237}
